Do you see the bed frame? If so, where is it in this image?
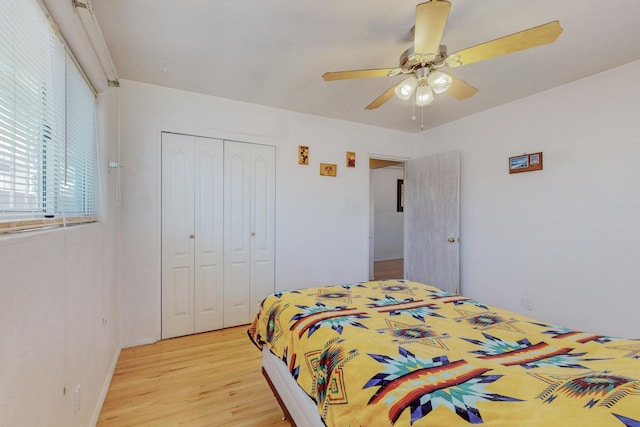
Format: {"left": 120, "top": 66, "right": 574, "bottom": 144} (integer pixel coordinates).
{"left": 261, "top": 347, "right": 324, "bottom": 427}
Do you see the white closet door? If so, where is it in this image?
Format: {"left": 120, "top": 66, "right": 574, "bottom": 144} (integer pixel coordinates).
{"left": 162, "top": 133, "right": 196, "bottom": 339}
{"left": 404, "top": 151, "right": 460, "bottom": 294}
{"left": 162, "top": 133, "right": 224, "bottom": 338}
{"left": 224, "top": 141, "right": 276, "bottom": 327}
{"left": 224, "top": 141, "right": 252, "bottom": 327}
{"left": 194, "top": 138, "right": 224, "bottom": 333}
{"left": 163, "top": 135, "right": 275, "bottom": 335}
{"left": 250, "top": 144, "right": 276, "bottom": 313}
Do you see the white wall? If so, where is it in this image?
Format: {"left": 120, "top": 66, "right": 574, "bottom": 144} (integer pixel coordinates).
{"left": 116, "top": 80, "right": 415, "bottom": 347}
{"left": 371, "top": 167, "right": 404, "bottom": 261}
{"left": 0, "top": 88, "right": 121, "bottom": 427}
{"left": 414, "top": 60, "right": 640, "bottom": 339}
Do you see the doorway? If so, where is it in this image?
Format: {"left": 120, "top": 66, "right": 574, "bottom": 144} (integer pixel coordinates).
{"left": 368, "top": 152, "right": 461, "bottom": 292}
{"left": 369, "top": 157, "right": 406, "bottom": 280}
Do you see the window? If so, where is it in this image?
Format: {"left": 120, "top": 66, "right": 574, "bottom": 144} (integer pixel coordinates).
{"left": 0, "top": 0, "right": 97, "bottom": 232}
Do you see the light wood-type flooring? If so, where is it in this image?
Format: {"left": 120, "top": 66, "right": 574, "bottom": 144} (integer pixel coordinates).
{"left": 97, "top": 326, "right": 285, "bottom": 426}
{"left": 97, "top": 260, "right": 402, "bottom": 426}
{"left": 373, "top": 258, "right": 403, "bottom": 280}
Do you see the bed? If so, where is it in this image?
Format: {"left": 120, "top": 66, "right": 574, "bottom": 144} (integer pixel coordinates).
{"left": 248, "top": 280, "right": 640, "bottom": 426}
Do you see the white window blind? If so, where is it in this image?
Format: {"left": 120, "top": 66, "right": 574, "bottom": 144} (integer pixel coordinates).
{"left": 64, "top": 55, "right": 97, "bottom": 217}
{"left": 0, "top": 0, "right": 97, "bottom": 231}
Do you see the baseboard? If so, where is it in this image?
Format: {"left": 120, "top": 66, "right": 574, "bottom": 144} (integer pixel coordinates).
{"left": 88, "top": 347, "right": 121, "bottom": 427}
{"left": 121, "top": 336, "right": 159, "bottom": 349}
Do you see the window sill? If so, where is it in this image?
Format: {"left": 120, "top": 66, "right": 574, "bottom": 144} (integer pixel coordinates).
{"left": 0, "top": 217, "right": 97, "bottom": 235}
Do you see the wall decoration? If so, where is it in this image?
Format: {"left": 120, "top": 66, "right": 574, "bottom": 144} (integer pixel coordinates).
{"left": 509, "top": 152, "right": 543, "bottom": 174}
{"left": 298, "top": 145, "right": 309, "bottom": 165}
{"left": 320, "top": 163, "right": 337, "bottom": 177}
{"left": 346, "top": 151, "right": 356, "bottom": 168}
{"left": 397, "top": 179, "right": 404, "bottom": 212}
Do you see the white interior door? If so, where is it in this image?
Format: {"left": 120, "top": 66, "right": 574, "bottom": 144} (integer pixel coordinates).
{"left": 194, "top": 138, "right": 224, "bottom": 333}
{"left": 162, "top": 133, "right": 196, "bottom": 339}
{"left": 404, "top": 151, "right": 460, "bottom": 293}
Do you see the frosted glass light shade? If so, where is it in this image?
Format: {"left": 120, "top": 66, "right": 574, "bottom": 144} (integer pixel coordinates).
{"left": 427, "top": 71, "right": 452, "bottom": 94}
{"left": 394, "top": 77, "right": 417, "bottom": 100}
{"left": 415, "top": 85, "right": 434, "bottom": 106}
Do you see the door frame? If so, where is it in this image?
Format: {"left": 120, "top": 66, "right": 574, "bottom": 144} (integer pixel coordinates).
{"left": 368, "top": 154, "right": 408, "bottom": 280}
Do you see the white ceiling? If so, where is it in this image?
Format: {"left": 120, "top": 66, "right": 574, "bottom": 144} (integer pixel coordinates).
{"left": 91, "top": 0, "right": 640, "bottom": 133}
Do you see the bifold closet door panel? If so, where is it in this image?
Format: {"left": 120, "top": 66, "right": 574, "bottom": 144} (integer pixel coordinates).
{"left": 223, "top": 141, "right": 252, "bottom": 327}
{"left": 250, "top": 144, "right": 276, "bottom": 314}
{"left": 194, "top": 138, "right": 224, "bottom": 333}
{"left": 161, "top": 133, "right": 196, "bottom": 339}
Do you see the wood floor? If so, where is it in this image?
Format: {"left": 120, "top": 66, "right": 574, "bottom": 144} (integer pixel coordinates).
{"left": 98, "top": 262, "right": 402, "bottom": 426}
{"left": 97, "top": 326, "right": 286, "bottom": 426}
{"left": 373, "top": 258, "right": 403, "bottom": 280}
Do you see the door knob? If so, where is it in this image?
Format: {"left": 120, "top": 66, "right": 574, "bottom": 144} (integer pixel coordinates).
{"left": 448, "top": 237, "right": 456, "bottom": 243}
{"left": 189, "top": 234, "right": 195, "bottom": 239}
{"left": 251, "top": 232, "right": 256, "bottom": 236}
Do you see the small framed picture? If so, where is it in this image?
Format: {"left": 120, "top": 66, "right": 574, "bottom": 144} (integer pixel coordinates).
{"left": 530, "top": 153, "right": 540, "bottom": 165}
{"left": 298, "top": 145, "right": 309, "bottom": 165}
{"left": 509, "top": 152, "right": 543, "bottom": 174}
{"left": 320, "top": 163, "right": 337, "bottom": 177}
{"left": 346, "top": 151, "right": 356, "bottom": 168}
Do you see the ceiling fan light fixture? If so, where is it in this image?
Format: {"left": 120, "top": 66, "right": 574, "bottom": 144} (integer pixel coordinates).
{"left": 415, "top": 85, "right": 434, "bottom": 106}
{"left": 394, "top": 77, "right": 418, "bottom": 100}
{"left": 427, "top": 71, "right": 453, "bottom": 94}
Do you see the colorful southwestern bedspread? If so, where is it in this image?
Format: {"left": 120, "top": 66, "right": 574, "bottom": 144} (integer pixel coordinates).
{"left": 248, "top": 280, "right": 640, "bottom": 426}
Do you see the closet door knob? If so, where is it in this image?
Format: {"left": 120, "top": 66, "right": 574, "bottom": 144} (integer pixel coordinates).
{"left": 189, "top": 234, "right": 195, "bottom": 239}
{"left": 251, "top": 232, "right": 256, "bottom": 236}
{"left": 448, "top": 237, "right": 455, "bottom": 243}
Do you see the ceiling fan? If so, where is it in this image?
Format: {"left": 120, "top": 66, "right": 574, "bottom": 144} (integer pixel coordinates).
{"left": 322, "top": 0, "right": 562, "bottom": 111}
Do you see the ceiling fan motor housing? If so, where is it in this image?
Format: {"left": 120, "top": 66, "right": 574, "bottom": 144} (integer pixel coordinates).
{"left": 416, "top": 66, "right": 430, "bottom": 85}
{"left": 400, "top": 44, "right": 448, "bottom": 73}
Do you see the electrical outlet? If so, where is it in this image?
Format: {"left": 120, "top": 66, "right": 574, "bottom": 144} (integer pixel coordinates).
{"left": 521, "top": 296, "right": 534, "bottom": 311}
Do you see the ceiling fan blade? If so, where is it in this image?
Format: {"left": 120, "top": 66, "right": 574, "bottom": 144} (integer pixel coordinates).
{"left": 322, "top": 68, "right": 399, "bottom": 81}
{"left": 365, "top": 82, "right": 402, "bottom": 110}
{"left": 447, "top": 76, "right": 478, "bottom": 100}
{"left": 414, "top": 0, "right": 451, "bottom": 55}
{"left": 450, "top": 21, "right": 563, "bottom": 67}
